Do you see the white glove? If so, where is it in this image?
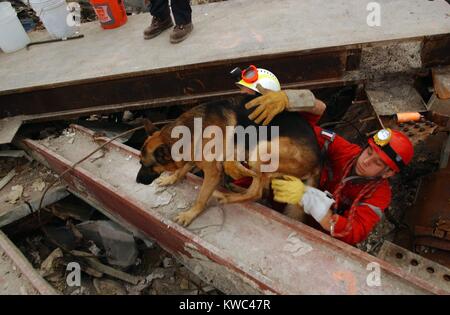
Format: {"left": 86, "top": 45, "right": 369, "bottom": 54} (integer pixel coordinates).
{"left": 300, "top": 187, "right": 335, "bottom": 223}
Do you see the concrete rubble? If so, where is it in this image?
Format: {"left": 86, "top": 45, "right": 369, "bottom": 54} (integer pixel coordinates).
{"left": 76, "top": 220, "right": 139, "bottom": 268}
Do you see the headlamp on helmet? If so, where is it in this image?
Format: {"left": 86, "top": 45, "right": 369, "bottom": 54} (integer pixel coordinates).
{"left": 373, "top": 128, "right": 392, "bottom": 147}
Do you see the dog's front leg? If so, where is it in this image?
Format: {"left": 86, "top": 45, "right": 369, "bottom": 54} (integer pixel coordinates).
{"left": 156, "top": 162, "right": 194, "bottom": 186}
{"left": 174, "top": 162, "right": 221, "bottom": 226}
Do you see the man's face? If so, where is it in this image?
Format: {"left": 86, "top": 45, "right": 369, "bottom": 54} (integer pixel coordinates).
{"left": 355, "top": 146, "right": 395, "bottom": 178}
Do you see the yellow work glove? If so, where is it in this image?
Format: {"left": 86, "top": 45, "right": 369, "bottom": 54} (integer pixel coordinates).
{"left": 271, "top": 175, "right": 305, "bottom": 205}
{"left": 245, "top": 84, "right": 289, "bottom": 125}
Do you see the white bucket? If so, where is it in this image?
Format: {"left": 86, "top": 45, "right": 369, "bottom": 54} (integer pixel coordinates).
{"left": 0, "top": 2, "right": 31, "bottom": 53}
{"left": 30, "top": 0, "right": 77, "bottom": 39}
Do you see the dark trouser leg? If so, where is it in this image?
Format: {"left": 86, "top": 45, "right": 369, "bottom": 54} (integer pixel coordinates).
{"left": 171, "top": 0, "right": 192, "bottom": 25}
{"left": 149, "top": 0, "right": 170, "bottom": 20}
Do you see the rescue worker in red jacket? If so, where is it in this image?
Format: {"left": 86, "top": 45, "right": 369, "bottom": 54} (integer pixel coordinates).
{"left": 244, "top": 85, "right": 414, "bottom": 245}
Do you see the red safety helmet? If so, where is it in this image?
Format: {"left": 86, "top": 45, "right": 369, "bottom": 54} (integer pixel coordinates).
{"left": 368, "top": 129, "right": 414, "bottom": 172}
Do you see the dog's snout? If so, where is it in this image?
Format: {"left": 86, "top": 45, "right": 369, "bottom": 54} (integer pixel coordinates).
{"left": 136, "top": 166, "right": 159, "bottom": 185}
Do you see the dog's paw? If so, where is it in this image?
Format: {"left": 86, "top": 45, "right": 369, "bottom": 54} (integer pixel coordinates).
{"left": 174, "top": 210, "right": 196, "bottom": 226}
{"left": 216, "top": 193, "right": 230, "bottom": 204}
{"left": 156, "top": 174, "right": 178, "bottom": 186}
{"left": 212, "top": 191, "right": 228, "bottom": 204}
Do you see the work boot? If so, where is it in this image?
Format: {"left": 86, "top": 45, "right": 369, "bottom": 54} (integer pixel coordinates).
{"left": 143, "top": 16, "right": 174, "bottom": 40}
{"left": 169, "top": 23, "right": 194, "bottom": 44}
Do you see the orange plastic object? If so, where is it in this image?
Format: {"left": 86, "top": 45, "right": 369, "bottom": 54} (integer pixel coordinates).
{"left": 89, "top": 0, "right": 127, "bottom": 29}
{"left": 242, "top": 65, "right": 258, "bottom": 83}
{"left": 396, "top": 112, "right": 421, "bottom": 123}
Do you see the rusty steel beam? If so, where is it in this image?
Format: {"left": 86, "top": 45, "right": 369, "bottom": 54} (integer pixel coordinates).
{"left": 19, "top": 74, "right": 362, "bottom": 124}
{"left": 377, "top": 241, "right": 450, "bottom": 292}
{"left": 1, "top": 33, "right": 448, "bottom": 122}
{"left": 0, "top": 47, "right": 355, "bottom": 119}
{"left": 19, "top": 124, "right": 449, "bottom": 294}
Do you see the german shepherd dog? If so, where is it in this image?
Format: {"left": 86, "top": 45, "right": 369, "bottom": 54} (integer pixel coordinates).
{"left": 136, "top": 96, "right": 321, "bottom": 226}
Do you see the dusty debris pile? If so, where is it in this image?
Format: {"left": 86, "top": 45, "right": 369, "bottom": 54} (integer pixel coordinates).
{"left": 2, "top": 192, "right": 222, "bottom": 295}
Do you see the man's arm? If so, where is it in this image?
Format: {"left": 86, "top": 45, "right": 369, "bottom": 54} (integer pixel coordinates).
{"left": 245, "top": 86, "right": 326, "bottom": 125}
{"left": 278, "top": 195, "right": 384, "bottom": 246}
{"left": 319, "top": 210, "right": 334, "bottom": 231}
{"left": 284, "top": 90, "right": 327, "bottom": 116}
{"left": 321, "top": 205, "right": 383, "bottom": 245}
{"left": 318, "top": 182, "right": 391, "bottom": 244}
{"left": 272, "top": 174, "right": 390, "bottom": 245}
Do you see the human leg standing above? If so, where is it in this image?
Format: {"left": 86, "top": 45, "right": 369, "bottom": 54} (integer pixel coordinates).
{"left": 143, "top": 0, "right": 174, "bottom": 40}
{"left": 170, "top": 0, "right": 193, "bottom": 44}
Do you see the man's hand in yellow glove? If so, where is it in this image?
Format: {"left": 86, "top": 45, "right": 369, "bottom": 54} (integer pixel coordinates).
{"left": 271, "top": 175, "right": 305, "bottom": 204}
{"left": 245, "top": 84, "right": 289, "bottom": 125}
{"left": 272, "top": 175, "right": 335, "bottom": 223}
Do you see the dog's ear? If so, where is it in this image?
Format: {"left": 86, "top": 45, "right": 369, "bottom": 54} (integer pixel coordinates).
{"left": 143, "top": 119, "right": 159, "bottom": 136}
{"left": 154, "top": 144, "right": 172, "bottom": 165}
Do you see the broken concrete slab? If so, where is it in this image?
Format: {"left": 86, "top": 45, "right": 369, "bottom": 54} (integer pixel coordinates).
{"left": 0, "top": 116, "right": 24, "bottom": 145}
{"left": 366, "top": 78, "right": 427, "bottom": 116}
{"left": 0, "top": 163, "right": 69, "bottom": 228}
{"left": 76, "top": 220, "right": 138, "bottom": 268}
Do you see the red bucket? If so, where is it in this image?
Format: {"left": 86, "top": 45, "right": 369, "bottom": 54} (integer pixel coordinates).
{"left": 89, "top": 0, "right": 127, "bottom": 29}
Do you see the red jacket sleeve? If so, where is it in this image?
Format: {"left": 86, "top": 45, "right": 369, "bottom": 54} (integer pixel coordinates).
{"left": 333, "top": 182, "right": 392, "bottom": 245}
{"left": 298, "top": 112, "right": 321, "bottom": 127}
